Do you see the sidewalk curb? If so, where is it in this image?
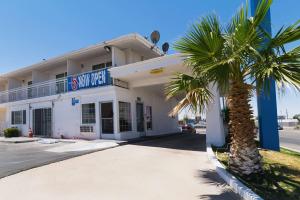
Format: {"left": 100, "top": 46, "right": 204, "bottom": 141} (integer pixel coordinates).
{"left": 206, "top": 144, "right": 263, "bottom": 200}
{"left": 119, "top": 132, "right": 182, "bottom": 145}
{"left": 0, "top": 138, "right": 40, "bottom": 144}
{"left": 281, "top": 146, "right": 300, "bottom": 153}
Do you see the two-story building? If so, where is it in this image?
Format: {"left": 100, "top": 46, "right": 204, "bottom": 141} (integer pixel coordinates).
{"left": 0, "top": 33, "right": 187, "bottom": 140}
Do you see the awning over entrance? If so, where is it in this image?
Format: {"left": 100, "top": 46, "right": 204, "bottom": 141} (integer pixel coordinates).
{"left": 109, "top": 54, "right": 191, "bottom": 88}
{"left": 109, "top": 53, "right": 225, "bottom": 147}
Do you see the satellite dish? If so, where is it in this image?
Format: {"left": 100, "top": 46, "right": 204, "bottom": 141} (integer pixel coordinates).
{"left": 162, "top": 42, "right": 169, "bottom": 54}
{"left": 150, "top": 30, "right": 160, "bottom": 45}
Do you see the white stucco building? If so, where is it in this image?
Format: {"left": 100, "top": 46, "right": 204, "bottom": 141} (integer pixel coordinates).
{"left": 0, "top": 33, "right": 224, "bottom": 144}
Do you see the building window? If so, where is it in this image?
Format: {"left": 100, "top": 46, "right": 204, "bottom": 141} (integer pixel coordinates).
{"left": 146, "top": 106, "right": 152, "bottom": 130}
{"left": 11, "top": 110, "right": 26, "bottom": 125}
{"left": 27, "top": 81, "right": 33, "bottom": 99}
{"left": 56, "top": 72, "right": 67, "bottom": 94}
{"left": 23, "top": 110, "right": 26, "bottom": 124}
{"left": 82, "top": 103, "right": 96, "bottom": 124}
{"left": 119, "top": 102, "right": 132, "bottom": 132}
{"left": 56, "top": 72, "right": 67, "bottom": 79}
{"left": 92, "top": 62, "right": 112, "bottom": 71}
{"left": 106, "top": 62, "right": 112, "bottom": 67}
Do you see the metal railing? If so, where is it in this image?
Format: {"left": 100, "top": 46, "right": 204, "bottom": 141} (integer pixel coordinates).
{"left": 0, "top": 70, "right": 129, "bottom": 104}
{"left": 0, "top": 78, "right": 68, "bottom": 103}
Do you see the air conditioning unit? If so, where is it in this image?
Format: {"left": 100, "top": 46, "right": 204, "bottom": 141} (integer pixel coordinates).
{"left": 80, "top": 125, "right": 94, "bottom": 135}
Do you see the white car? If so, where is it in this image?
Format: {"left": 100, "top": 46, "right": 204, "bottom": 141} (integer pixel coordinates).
{"left": 194, "top": 122, "right": 206, "bottom": 128}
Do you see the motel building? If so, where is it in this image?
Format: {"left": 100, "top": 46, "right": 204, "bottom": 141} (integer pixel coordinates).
{"left": 0, "top": 34, "right": 224, "bottom": 145}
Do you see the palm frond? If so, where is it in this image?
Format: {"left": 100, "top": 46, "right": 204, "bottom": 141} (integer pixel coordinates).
{"left": 253, "top": 46, "right": 300, "bottom": 92}
{"left": 252, "top": 0, "right": 273, "bottom": 27}
{"left": 269, "top": 20, "right": 300, "bottom": 49}
{"left": 165, "top": 73, "right": 212, "bottom": 115}
{"left": 174, "top": 14, "right": 225, "bottom": 68}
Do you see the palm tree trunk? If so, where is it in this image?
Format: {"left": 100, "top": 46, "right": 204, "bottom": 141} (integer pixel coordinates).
{"left": 228, "top": 80, "right": 262, "bottom": 176}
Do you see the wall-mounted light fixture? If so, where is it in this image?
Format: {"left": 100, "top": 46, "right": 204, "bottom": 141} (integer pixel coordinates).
{"left": 104, "top": 46, "right": 111, "bottom": 53}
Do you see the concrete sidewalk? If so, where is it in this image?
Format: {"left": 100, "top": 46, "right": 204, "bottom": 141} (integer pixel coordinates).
{"left": 0, "top": 133, "right": 240, "bottom": 200}
{"left": 0, "top": 137, "right": 39, "bottom": 143}
{"left": 45, "top": 139, "right": 119, "bottom": 153}
{"left": 0, "top": 139, "right": 121, "bottom": 179}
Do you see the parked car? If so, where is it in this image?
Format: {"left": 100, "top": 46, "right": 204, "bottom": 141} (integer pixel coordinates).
{"left": 181, "top": 123, "right": 196, "bottom": 133}
{"left": 194, "top": 121, "right": 206, "bottom": 128}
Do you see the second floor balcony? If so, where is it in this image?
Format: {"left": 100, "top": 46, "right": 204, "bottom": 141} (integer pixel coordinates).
{"left": 0, "top": 69, "right": 129, "bottom": 104}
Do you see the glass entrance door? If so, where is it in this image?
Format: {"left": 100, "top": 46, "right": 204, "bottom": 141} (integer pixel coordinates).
{"left": 33, "top": 108, "right": 52, "bottom": 137}
{"left": 136, "top": 103, "right": 144, "bottom": 132}
{"left": 100, "top": 102, "right": 114, "bottom": 134}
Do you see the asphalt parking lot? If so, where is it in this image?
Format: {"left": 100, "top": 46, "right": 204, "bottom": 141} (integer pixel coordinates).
{"left": 0, "top": 140, "right": 118, "bottom": 179}
{"left": 0, "top": 133, "right": 240, "bottom": 200}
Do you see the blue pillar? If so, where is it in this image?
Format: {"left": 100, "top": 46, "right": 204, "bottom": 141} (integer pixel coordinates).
{"left": 251, "top": 0, "right": 280, "bottom": 151}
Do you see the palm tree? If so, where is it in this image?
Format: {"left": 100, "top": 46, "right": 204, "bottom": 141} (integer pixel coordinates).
{"left": 166, "top": 0, "right": 300, "bottom": 175}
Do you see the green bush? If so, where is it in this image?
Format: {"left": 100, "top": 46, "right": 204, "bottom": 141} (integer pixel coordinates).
{"left": 4, "top": 128, "right": 20, "bottom": 138}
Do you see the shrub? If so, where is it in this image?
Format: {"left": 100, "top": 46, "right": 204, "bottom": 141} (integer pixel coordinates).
{"left": 4, "top": 128, "right": 20, "bottom": 138}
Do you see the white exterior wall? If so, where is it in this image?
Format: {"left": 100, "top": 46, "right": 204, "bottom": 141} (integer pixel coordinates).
{"left": 32, "top": 70, "right": 49, "bottom": 84}
{"left": 67, "top": 59, "right": 82, "bottom": 75}
{"left": 131, "top": 50, "right": 144, "bottom": 63}
{"left": 76, "top": 54, "right": 112, "bottom": 72}
{"left": 112, "top": 47, "right": 126, "bottom": 67}
{"left": 114, "top": 86, "right": 179, "bottom": 140}
{"left": 20, "top": 75, "right": 32, "bottom": 87}
{"left": 3, "top": 85, "right": 179, "bottom": 140}
{"left": 8, "top": 78, "right": 22, "bottom": 90}
{"left": 206, "top": 84, "right": 225, "bottom": 146}
{"left": 67, "top": 55, "right": 112, "bottom": 76}
{"left": 47, "top": 64, "right": 67, "bottom": 80}
{"left": 124, "top": 49, "right": 144, "bottom": 64}
{"left": 0, "top": 34, "right": 184, "bottom": 140}
{"left": 4, "top": 86, "right": 113, "bottom": 139}
{"left": 52, "top": 86, "right": 116, "bottom": 139}
{"left": 0, "top": 83, "right": 7, "bottom": 91}
{"left": 6, "top": 104, "right": 30, "bottom": 136}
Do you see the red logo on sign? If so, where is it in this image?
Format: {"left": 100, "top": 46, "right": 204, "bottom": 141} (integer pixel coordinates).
{"left": 71, "top": 77, "right": 78, "bottom": 90}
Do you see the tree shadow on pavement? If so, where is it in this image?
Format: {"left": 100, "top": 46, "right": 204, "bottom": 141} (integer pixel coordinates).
{"left": 196, "top": 169, "right": 241, "bottom": 200}
{"left": 198, "top": 191, "right": 241, "bottom": 200}
{"left": 131, "top": 133, "right": 207, "bottom": 152}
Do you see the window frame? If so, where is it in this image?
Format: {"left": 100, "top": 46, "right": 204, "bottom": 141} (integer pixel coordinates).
{"left": 146, "top": 106, "right": 153, "bottom": 131}
{"left": 92, "top": 62, "right": 113, "bottom": 71}
{"left": 55, "top": 72, "right": 67, "bottom": 94}
{"left": 118, "top": 101, "right": 132, "bottom": 132}
{"left": 81, "top": 103, "right": 96, "bottom": 124}
{"left": 11, "top": 110, "right": 26, "bottom": 125}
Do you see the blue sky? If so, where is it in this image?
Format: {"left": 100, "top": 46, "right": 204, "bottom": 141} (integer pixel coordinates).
{"left": 0, "top": 0, "right": 299, "bottom": 117}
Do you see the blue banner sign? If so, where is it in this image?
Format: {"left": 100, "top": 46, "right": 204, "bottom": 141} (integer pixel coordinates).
{"left": 67, "top": 69, "right": 110, "bottom": 91}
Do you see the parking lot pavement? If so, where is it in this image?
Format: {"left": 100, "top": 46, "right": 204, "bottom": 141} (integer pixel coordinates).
{"left": 0, "top": 140, "right": 119, "bottom": 178}
{"left": 0, "top": 133, "right": 240, "bottom": 200}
